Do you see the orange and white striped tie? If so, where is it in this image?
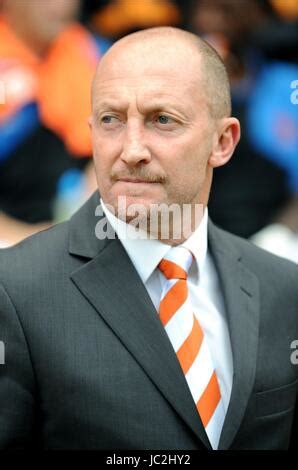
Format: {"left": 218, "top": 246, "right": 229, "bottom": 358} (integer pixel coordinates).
{"left": 158, "top": 246, "right": 225, "bottom": 449}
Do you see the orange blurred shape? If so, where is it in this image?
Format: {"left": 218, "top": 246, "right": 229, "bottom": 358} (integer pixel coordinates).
{"left": 270, "top": 0, "right": 298, "bottom": 20}
{"left": 0, "top": 16, "right": 39, "bottom": 120}
{"left": 92, "top": 0, "right": 180, "bottom": 37}
{"left": 0, "top": 15, "right": 99, "bottom": 157}
{"left": 38, "top": 24, "right": 98, "bottom": 157}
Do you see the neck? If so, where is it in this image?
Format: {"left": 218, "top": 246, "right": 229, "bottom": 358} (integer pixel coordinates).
{"left": 151, "top": 203, "right": 206, "bottom": 245}
{"left": 115, "top": 203, "right": 206, "bottom": 245}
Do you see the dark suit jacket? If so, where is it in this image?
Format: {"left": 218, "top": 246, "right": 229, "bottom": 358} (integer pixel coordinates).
{"left": 0, "top": 192, "right": 297, "bottom": 449}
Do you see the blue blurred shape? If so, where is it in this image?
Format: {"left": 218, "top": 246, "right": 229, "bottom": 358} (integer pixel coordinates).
{"left": 0, "top": 102, "right": 39, "bottom": 163}
{"left": 247, "top": 62, "right": 298, "bottom": 193}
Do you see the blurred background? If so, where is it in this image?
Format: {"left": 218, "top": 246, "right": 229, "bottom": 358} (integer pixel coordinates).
{"left": 0, "top": 0, "right": 297, "bottom": 262}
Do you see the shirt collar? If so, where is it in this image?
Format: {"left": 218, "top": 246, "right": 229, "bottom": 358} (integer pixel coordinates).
{"left": 101, "top": 198, "right": 208, "bottom": 283}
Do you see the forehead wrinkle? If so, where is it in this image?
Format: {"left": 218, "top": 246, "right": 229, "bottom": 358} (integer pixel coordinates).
{"left": 95, "top": 73, "right": 199, "bottom": 87}
{"left": 92, "top": 75, "right": 201, "bottom": 116}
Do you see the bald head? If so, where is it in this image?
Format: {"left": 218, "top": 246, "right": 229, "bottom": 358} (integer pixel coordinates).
{"left": 92, "top": 26, "right": 231, "bottom": 119}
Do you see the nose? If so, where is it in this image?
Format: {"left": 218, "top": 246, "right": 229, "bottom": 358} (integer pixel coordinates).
{"left": 120, "top": 122, "right": 151, "bottom": 166}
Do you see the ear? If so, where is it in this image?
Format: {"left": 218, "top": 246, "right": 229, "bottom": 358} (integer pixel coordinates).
{"left": 87, "top": 115, "right": 93, "bottom": 129}
{"left": 208, "top": 117, "right": 241, "bottom": 168}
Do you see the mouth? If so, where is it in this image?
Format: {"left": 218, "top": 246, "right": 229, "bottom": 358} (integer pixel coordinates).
{"left": 117, "top": 178, "right": 159, "bottom": 184}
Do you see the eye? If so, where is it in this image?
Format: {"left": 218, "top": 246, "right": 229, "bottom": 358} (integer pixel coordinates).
{"left": 156, "top": 115, "right": 172, "bottom": 125}
{"left": 153, "top": 114, "right": 178, "bottom": 132}
{"left": 100, "top": 114, "right": 122, "bottom": 130}
{"left": 101, "top": 115, "right": 118, "bottom": 124}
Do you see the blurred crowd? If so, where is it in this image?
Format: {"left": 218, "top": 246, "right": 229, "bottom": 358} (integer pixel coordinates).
{"left": 0, "top": 0, "right": 297, "bottom": 262}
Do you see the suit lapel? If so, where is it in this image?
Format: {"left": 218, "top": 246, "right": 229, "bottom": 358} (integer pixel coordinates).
{"left": 208, "top": 222, "right": 260, "bottom": 449}
{"left": 69, "top": 194, "right": 211, "bottom": 449}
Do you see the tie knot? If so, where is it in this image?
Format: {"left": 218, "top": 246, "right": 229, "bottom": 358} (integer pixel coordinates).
{"left": 158, "top": 246, "right": 193, "bottom": 280}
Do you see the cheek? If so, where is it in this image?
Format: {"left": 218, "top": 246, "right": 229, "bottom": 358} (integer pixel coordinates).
{"left": 92, "top": 141, "right": 112, "bottom": 191}
{"left": 165, "top": 139, "right": 206, "bottom": 172}
{"left": 92, "top": 134, "right": 118, "bottom": 170}
{"left": 167, "top": 143, "right": 209, "bottom": 191}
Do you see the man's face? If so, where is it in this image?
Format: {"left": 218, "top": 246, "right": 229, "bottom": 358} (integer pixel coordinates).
{"left": 90, "top": 39, "right": 217, "bottom": 219}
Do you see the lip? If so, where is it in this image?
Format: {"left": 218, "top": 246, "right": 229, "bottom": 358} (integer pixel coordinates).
{"left": 117, "top": 178, "right": 157, "bottom": 184}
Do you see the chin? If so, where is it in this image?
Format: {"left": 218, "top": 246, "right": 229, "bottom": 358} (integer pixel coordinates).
{"left": 117, "top": 195, "right": 157, "bottom": 219}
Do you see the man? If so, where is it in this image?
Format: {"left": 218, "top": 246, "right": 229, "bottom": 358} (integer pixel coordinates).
{"left": 0, "top": 27, "right": 297, "bottom": 450}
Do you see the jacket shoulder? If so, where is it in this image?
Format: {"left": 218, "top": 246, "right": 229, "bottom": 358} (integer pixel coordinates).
{"left": 210, "top": 222, "right": 298, "bottom": 281}
{"left": 0, "top": 221, "right": 70, "bottom": 285}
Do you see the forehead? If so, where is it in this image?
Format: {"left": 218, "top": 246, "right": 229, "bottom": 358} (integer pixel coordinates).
{"left": 92, "top": 41, "right": 204, "bottom": 109}
{"left": 101, "top": 40, "right": 201, "bottom": 78}
{"left": 92, "top": 77, "right": 205, "bottom": 119}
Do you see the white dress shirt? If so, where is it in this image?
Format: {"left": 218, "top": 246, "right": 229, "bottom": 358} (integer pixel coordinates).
{"left": 101, "top": 199, "right": 234, "bottom": 414}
